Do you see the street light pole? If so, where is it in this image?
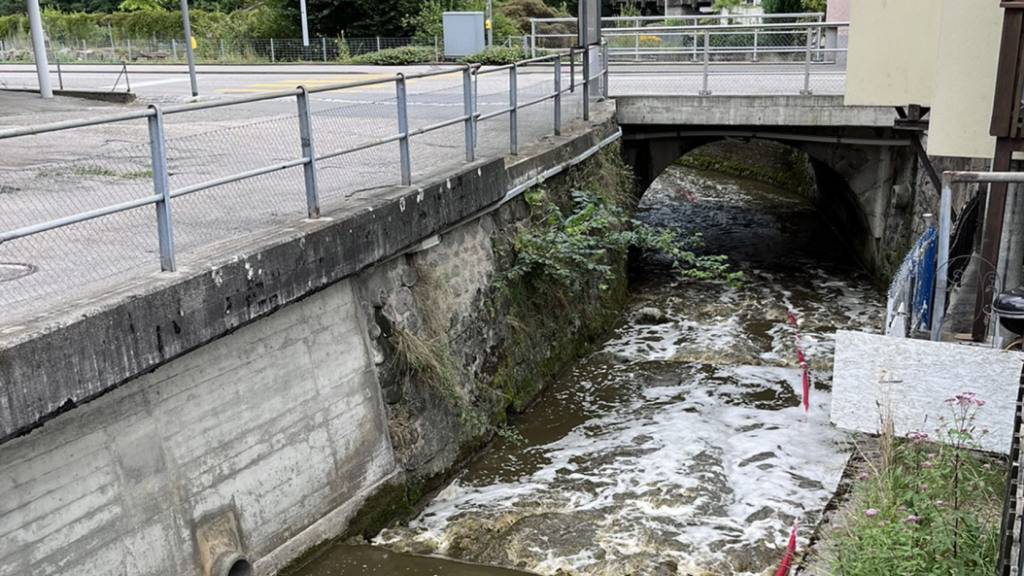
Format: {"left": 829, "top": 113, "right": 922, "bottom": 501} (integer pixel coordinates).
{"left": 26, "top": 0, "right": 52, "bottom": 98}
{"left": 180, "top": 0, "right": 198, "bottom": 97}
{"left": 486, "top": 0, "right": 493, "bottom": 47}
{"left": 299, "top": 0, "right": 310, "bottom": 47}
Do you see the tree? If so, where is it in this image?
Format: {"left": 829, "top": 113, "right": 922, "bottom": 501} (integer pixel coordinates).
{"left": 761, "top": 0, "right": 803, "bottom": 14}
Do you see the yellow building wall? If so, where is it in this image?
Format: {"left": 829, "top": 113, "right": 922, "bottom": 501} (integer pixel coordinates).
{"left": 926, "top": 0, "right": 1004, "bottom": 158}
{"left": 844, "top": 0, "right": 942, "bottom": 107}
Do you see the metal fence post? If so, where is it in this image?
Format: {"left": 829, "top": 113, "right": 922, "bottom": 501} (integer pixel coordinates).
{"left": 691, "top": 31, "right": 698, "bottom": 62}
{"left": 801, "top": 26, "right": 813, "bottom": 95}
{"left": 582, "top": 45, "right": 590, "bottom": 121}
{"left": 699, "top": 30, "right": 711, "bottom": 96}
{"left": 932, "top": 174, "right": 953, "bottom": 341}
{"left": 509, "top": 65, "right": 518, "bottom": 154}
{"left": 376, "top": 36, "right": 381, "bottom": 52}
{"left": 321, "top": 37, "right": 327, "bottom": 62}
{"left": 146, "top": 105, "right": 176, "bottom": 272}
{"left": 172, "top": 38, "right": 177, "bottom": 60}
{"left": 296, "top": 87, "right": 320, "bottom": 218}
{"left": 753, "top": 27, "right": 759, "bottom": 62}
{"left": 601, "top": 42, "right": 609, "bottom": 100}
{"left": 530, "top": 20, "right": 536, "bottom": 58}
{"left": 56, "top": 61, "right": 63, "bottom": 90}
{"left": 463, "top": 67, "right": 475, "bottom": 161}
{"left": 396, "top": 75, "right": 412, "bottom": 185}
{"left": 634, "top": 17, "right": 640, "bottom": 60}
{"left": 554, "top": 58, "right": 562, "bottom": 136}
{"left": 270, "top": 38, "right": 275, "bottom": 63}
{"left": 126, "top": 37, "right": 132, "bottom": 61}
{"left": 219, "top": 38, "right": 225, "bottom": 60}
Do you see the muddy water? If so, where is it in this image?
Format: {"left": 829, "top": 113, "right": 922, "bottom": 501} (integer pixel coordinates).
{"left": 295, "top": 164, "right": 884, "bottom": 576}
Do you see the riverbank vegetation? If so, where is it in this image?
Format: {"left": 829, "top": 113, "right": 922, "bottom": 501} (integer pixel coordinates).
{"left": 829, "top": 393, "right": 1005, "bottom": 575}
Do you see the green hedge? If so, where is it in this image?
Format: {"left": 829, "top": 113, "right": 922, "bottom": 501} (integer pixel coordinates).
{"left": 459, "top": 45, "right": 526, "bottom": 65}
{"left": 348, "top": 45, "right": 436, "bottom": 65}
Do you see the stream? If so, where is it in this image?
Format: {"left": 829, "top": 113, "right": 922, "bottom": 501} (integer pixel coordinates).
{"left": 291, "top": 163, "right": 885, "bottom": 576}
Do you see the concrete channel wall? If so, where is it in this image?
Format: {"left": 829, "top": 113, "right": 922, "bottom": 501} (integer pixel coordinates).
{"left": 0, "top": 107, "right": 621, "bottom": 576}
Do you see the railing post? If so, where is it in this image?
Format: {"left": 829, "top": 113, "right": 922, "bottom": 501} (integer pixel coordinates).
{"left": 753, "top": 27, "right": 759, "bottom": 62}
{"left": 801, "top": 26, "right": 813, "bottom": 95}
{"left": 582, "top": 45, "right": 590, "bottom": 121}
{"left": 699, "top": 30, "right": 711, "bottom": 96}
{"left": 270, "top": 38, "right": 275, "bottom": 63}
{"left": 601, "top": 41, "right": 609, "bottom": 100}
{"left": 932, "top": 174, "right": 954, "bottom": 342}
{"left": 691, "top": 31, "right": 698, "bottom": 62}
{"left": 509, "top": 65, "right": 519, "bottom": 154}
{"left": 554, "top": 57, "right": 562, "bottom": 136}
{"left": 530, "top": 20, "right": 536, "bottom": 58}
{"left": 376, "top": 36, "right": 381, "bottom": 52}
{"left": 172, "top": 38, "right": 177, "bottom": 60}
{"left": 147, "top": 105, "right": 176, "bottom": 272}
{"left": 634, "top": 17, "right": 640, "bottom": 61}
{"left": 463, "top": 67, "right": 476, "bottom": 162}
{"left": 296, "top": 86, "right": 320, "bottom": 218}
{"left": 396, "top": 75, "right": 412, "bottom": 185}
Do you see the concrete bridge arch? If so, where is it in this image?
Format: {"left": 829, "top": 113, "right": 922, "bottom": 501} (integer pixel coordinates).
{"left": 615, "top": 95, "right": 919, "bottom": 278}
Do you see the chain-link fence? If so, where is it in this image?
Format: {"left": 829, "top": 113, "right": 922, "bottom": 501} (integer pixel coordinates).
{"left": 0, "top": 35, "right": 440, "bottom": 64}
{"left": 0, "top": 49, "right": 604, "bottom": 325}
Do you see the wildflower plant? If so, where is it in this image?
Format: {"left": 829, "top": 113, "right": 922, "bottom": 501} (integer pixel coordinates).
{"left": 832, "top": 392, "right": 1005, "bottom": 575}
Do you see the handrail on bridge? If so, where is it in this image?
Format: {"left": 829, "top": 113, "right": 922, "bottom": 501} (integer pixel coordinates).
{"left": 0, "top": 47, "right": 612, "bottom": 275}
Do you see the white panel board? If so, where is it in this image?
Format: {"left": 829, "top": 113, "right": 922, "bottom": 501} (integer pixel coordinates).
{"left": 844, "top": 0, "right": 941, "bottom": 107}
{"left": 831, "top": 330, "right": 1022, "bottom": 454}
{"left": 926, "top": 0, "right": 1003, "bottom": 159}
{"left": 443, "top": 12, "right": 485, "bottom": 57}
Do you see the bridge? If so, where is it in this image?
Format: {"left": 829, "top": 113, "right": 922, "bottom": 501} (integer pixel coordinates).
{"left": 0, "top": 19, "right": 919, "bottom": 576}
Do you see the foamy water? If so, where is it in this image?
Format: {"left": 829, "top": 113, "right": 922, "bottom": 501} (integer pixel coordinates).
{"left": 377, "top": 165, "right": 884, "bottom": 575}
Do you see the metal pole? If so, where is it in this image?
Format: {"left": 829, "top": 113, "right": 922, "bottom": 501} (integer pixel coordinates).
{"left": 127, "top": 38, "right": 132, "bottom": 61}
{"left": 321, "top": 37, "right": 327, "bottom": 62}
{"left": 376, "top": 36, "right": 381, "bottom": 52}
{"left": 56, "top": 61, "right": 63, "bottom": 90}
{"left": 26, "top": 0, "right": 52, "bottom": 98}
{"left": 530, "top": 20, "right": 536, "bottom": 58}
{"left": 801, "top": 26, "right": 813, "bottom": 95}
{"left": 699, "top": 30, "right": 710, "bottom": 96}
{"left": 601, "top": 41, "right": 609, "bottom": 100}
{"left": 932, "top": 174, "right": 953, "bottom": 341}
{"left": 753, "top": 28, "right": 759, "bottom": 62}
{"left": 299, "top": 0, "right": 310, "bottom": 47}
{"left": 463, "top": 67, "right": 475, "bottom": 162}
{"left": 692, "top": 31, "right": 697, "bottom": 62}
{"left": 396, "top": 76, "right": 412, "bottom": 186}
{"left": 582, "top": 45, "right": 590, "bottom": 121}
{"left": 180, "top": 0, "right": 198, "bottom": 97}
{"left": 634, "top": 17, "right": 640, "bottom": 60}
{"left": 486, "top": 0, "right": 493, "bottom": 48}
{"left": 554, "top": 58, "right": 562, "bottom": 136}
{"left": 270, "top": 38, "right": 275, "bottom": 63}
{"left": 147, "top": 106, "right": 176, "bottom": 272}
{"left": 509, "top": 65, "right": 518, "bottom": 154}
{"left": 219, "top": 38, "right": 225, "bottom": 60}
{"left": 172, "top": 38, "right": 177, "bottom": 60}
{"left": 296, "top": 87, "right": 320, "bottom": 218}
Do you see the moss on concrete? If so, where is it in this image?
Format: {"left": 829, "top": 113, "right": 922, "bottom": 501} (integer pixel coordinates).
{"left": 677, "top": 139, "right": 816, "bottom": 198}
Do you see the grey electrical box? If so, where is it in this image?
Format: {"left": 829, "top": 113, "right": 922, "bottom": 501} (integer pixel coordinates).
{"left": 443, "top": 12, "right": 485, "bottom": 58}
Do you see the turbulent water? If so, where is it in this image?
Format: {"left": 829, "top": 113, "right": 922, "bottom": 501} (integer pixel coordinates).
{"left": 294, "top": 163, "right": 885, "bottom": 576}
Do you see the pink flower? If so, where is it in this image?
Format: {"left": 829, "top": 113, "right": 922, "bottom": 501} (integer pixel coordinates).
{"left": 946, "top": 392, "right": 985, "bottom": 407}
{"left": 908, "top": 431, "right": 929, "bottom": 444}
{"left": 904, "top": 515, "right": 921, "bottom": 525}
{"left": 864, "top": 508, "right": 879, "bottom": 518}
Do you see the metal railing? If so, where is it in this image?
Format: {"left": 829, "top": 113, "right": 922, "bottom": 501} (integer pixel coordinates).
{"left": 603, "top": 21, "right": 849, "bottom": 96}
{"left": 932, "top": 171, "right": 1024, "bottom": 344}
{"left": 0, "top": 47, "right": 606, "bottom": 316}
{"left": 528, "top": 11, "right": 825, "bottom": 56}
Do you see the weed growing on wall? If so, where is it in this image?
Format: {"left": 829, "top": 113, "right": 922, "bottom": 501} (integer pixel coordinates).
{"left": 832, "top": 393, "right": 1004, "bottom": 575}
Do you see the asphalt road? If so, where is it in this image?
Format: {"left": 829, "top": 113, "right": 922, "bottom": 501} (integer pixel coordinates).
{"left": 0, "top": 62, "right": 845, "bottom": 328}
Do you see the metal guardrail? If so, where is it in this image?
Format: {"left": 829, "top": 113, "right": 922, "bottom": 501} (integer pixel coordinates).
{"left": 932, "top": 171, "right": 1024, "bottom": 343}
{"left": 0, "top": 47, "right": 608, "bottom": 276}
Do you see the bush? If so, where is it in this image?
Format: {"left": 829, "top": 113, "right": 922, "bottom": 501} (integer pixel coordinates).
{"left": 349, "top": 45, "right": 436, "bottom": 65}
{"left": 459, "top": 45, "right": 526, "bottom": 65}
{"left": 831, "top": 393, "right": 1005, "bottom": 575}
